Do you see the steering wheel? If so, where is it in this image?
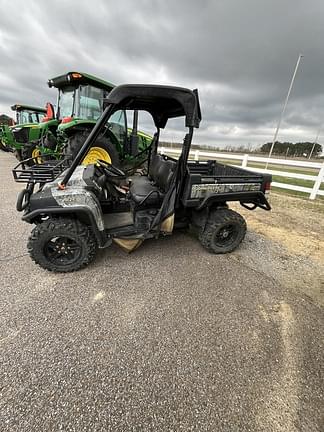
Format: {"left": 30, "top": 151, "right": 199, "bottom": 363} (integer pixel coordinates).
{"left": 96, "top": 159, "right": 126, "bottom": 177}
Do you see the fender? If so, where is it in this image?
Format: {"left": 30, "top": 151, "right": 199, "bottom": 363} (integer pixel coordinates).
{"left": 22, "top": 206, "right": 108, "bottom": 247}
{"left": 196, "top": 191, "right": 271, "bottom": 211}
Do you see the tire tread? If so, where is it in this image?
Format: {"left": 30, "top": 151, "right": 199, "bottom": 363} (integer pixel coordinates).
{"left": 28, "top": 217, "right": 97, "bottom": 272}
{"left": 199, "top": 208, "right": 247, "bottom": 254}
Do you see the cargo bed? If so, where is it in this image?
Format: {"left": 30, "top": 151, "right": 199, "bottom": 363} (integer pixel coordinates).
{"left": 181, "top": 160, "right": 271, "bottom": 210}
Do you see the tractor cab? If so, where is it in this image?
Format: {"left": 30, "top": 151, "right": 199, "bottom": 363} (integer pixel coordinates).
{"left": 48, "top": 72, "right": 127, "bottom": 164}
{"left": 49, "top": 72, "right": 115, "bottom": 124}
{"left": 47, "top": 72, "right": 152, "bottom": 166}
{"left": 11, "top": 104, "right": 47, "bottom": 125}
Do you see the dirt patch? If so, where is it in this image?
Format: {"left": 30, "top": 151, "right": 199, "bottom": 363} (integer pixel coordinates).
{"left": 247, "top": 219, "right": 324, "bottom": 262}
{"left": 232, "top": 193, "right": 324, "bottom": 307}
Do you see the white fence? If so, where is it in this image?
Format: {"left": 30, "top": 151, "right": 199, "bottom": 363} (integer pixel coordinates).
{"left": 159, "top": 148, "right": 324, "bottom": 200}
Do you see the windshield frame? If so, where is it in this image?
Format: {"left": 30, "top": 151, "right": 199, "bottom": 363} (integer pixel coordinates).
{"left": 57, "top": 87, "right": 77, "bottom": 120}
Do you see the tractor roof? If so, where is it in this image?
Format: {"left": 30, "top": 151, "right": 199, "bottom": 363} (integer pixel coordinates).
{"left": 11, "top": 104, "right": 47, "bottom": 113}
{"left": 105, "top": 84, "right": 202, "bottom": 128}
{"left": 48, "top": 72, "right": 115, "bottom": 92}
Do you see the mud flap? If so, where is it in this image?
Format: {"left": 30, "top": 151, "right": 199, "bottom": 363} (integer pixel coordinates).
{"left": 160, "top": 213, "right": 174, "bottom": 234}
{"left": 113, "top": 238, "right": 143, "bottom": 253}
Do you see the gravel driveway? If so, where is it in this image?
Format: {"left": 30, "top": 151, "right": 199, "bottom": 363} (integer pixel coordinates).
{"left": 0, "top": 152, "right": 323, "bottom": 431}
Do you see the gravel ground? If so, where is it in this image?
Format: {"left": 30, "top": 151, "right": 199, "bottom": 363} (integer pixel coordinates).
{"left": 0, "top": 151, "right": 323, "bottom": 431}
{"left": 233, "top": 192, "right": 324, "bottom": 307}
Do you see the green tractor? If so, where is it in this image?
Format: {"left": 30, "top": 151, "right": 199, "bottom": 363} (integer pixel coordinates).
{"left": 38, "top": 71, "right": 152, "bottom": 168}
{"left": 0, "top": 114, "right": 14, "bottom": 151}
{"left": 0, "top": 104, "right": 49, "bottom": 156}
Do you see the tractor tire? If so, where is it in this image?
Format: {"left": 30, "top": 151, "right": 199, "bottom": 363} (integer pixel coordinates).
{"left": 0, "top": 140, "right": 10, "bottom": 152}
{"left": 199, "top": 208, "right": 247, "bottom": 254}
{"left": 14, "top": 149, "right": 22, "bottom": 161}
{"left": 66, "top": 131, "right": 120, "bottom": 166}
{"left": 21, "top": 142, "right": 42, "bottom": 166}
{"left": 28, "top": 217, "right": 97, "bottom": 273}
{"left": 42, "top": 133, "right": 57, "bottom": 151}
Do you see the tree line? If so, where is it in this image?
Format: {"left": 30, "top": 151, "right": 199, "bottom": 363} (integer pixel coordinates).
{"left": 259, "top": 141, "right": 322, "bottom": 157}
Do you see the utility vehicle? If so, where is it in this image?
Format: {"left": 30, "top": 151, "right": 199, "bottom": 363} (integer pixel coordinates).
{"left": 0, "top": 104, "right": 47, "bottom": 154}
{"left": 13, "top": 84, "right": 271, "bottom": 273}
{"left": 38, "top": 72, "right": 152, "bottom": 167}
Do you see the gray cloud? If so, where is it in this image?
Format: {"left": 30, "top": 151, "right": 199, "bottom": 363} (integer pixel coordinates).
{"left": 0, "top": 0, "right": 324, "bottom": 148}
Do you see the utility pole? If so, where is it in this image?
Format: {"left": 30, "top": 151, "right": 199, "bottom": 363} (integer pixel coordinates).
{"left": 265, "top": 54, "right": 304, "bottom": 169}
{"left": 308, "top": 125, "right": 323, "bottom": 159}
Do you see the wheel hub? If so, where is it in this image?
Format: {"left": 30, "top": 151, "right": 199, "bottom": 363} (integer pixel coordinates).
{"left": 220, "top": 228, "right": 230, "bottom": 238}
{"left": 45, "top": 236, "right": 81, "bottom": 264}
{"left": 82, "top": 147, "right": 112, "bottom": 165}
{"left": 32, "top": 148, "right": 43, "bottom": 164}
{"left": 215, "top": 224, "right": 236, "bottom": 246}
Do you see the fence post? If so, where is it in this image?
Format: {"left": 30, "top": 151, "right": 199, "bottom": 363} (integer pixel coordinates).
{"left": 310, "top": 162, "right": 324, "bottom": 200}
{"left": 194, "top": 150, "right": 199, "bottom": 161}
{"left": 241, "top": 154, "right": 249, "bottom": 168}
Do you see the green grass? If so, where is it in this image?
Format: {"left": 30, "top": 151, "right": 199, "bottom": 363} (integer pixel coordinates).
{"left": 247, "top": 162, "right": 319, "bottom": 176}
{"left": 272, "top": 175, "right": 324, "bottom": 191}
{"left": 271, "top": 186, "right": 324, "bottom": 201}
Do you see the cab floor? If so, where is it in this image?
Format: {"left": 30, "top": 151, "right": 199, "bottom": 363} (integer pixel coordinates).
{"left": 103, "top": 212, "right": 134, "bottom": 229}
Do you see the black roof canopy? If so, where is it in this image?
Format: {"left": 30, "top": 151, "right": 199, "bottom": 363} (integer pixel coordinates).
{"left": 48, "top": 72, "right": 114, "bottom": 93}
{"left": 105, "top": 84, "right": 202, "bottom": 128}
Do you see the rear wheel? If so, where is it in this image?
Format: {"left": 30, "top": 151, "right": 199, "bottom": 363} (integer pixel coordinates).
{"left": 66, "top": 131, "right": 120, "bottom": 166}
{"left": 28, "top": 218, "right": 97, "bottom": 272}
{"left": 199, "top": 208, "right": 247, "bottom": 254}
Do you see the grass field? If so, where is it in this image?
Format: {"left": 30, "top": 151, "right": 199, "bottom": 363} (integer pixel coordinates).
{"left": 213, "top": 158, "right": 324, "bottom": 199}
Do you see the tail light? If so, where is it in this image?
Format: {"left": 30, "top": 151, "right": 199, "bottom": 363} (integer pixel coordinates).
{"left": 264, "top": 181, "right": 271, "bottom": 194}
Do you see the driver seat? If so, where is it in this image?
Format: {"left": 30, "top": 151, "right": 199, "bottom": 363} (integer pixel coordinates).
{"left": 129, "top": 153, "right": 177, "bottom": 207}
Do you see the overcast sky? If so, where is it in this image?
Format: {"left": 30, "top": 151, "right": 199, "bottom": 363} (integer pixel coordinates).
{"left": 0, "top": 0, "right": 323, "bottom": 148}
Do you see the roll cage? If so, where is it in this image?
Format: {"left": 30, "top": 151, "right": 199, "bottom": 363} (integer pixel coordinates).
{"left": 59, "top": 84, "right": 201, "bottom": 188}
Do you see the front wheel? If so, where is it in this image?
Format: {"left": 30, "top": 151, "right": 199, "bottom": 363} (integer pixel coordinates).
{"left": 28, "top": 218, "right": 97, "bottom": 272}
{"left": 0, "top": 140, "right": 10, "bottom": 152}
{"left": 21, "top": 142, "right": 43, "bottom": 166}
{"left": 199, "top": 208, "right": 247, "bottom": 254}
